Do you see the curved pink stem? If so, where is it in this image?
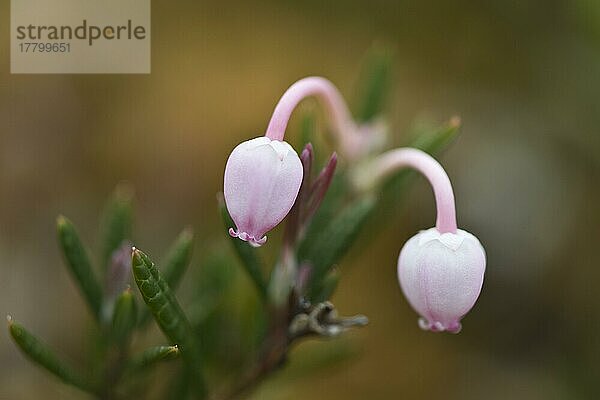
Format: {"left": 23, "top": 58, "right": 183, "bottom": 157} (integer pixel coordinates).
{"left": 371, "top": 148, "right": 457, "bottom": 233}
{"left": 265, "top": 77, "right": 355, "bottom": 142}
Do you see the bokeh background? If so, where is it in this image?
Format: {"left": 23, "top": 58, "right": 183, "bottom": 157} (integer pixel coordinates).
{"left": 1, "top": 0, "right": 600, "bottom": 398}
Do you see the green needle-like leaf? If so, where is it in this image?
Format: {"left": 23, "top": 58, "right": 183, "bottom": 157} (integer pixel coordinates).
{"left": 138, "top": 228, "right": 194, "bottom": 327}
{"left": 309, "top": 268, "right": 341, "bottom": 303}
{"left": 299, "top": 196, "right": 376, "bottom": 292}
{"left": 8, "top": 316, "right": 97, "bottom": 394}
{"left": 410, "top": 116, "right": 461, "bottom": 155}
{"left": 298, "top": 172, "right": 349, "bottom": 264}
{"left": 218, "top": 196, "right": 267, "bottom": 299}
{"left": 188, "top": 250, "right": 237, "bottom": 332}
{"left": 355, "top": 46, "right": 393, "bottom": 122}
{"left": 128, "top": 345, "right": 179, "bottom": 371}
{"left": 162, "top": 228, "right": 194, "bottom": 290}
{"left": 99, "top": 184, "right": 134, "bottom": 271}
{"left": 283, "top": 338, "right": 359, "bottom": 380}
{"left": 111, "top": 288, "right": 137, "bottom": 344}
{"left": 57, "top": 216, "right": 103, "bottom": 320}
{"left": 131, "top": 248, "right": 207, "bottom": 399}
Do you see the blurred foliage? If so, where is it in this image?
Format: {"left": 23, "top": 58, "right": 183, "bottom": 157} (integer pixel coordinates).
{"left": 9, "top": 189, "right": 198, "bottom": 399}
{"left": 7, "top": 50, "right": 465, "bottom": 399}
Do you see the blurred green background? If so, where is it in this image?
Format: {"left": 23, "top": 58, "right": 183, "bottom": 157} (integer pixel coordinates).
{"left": 1, "top": 0, "right": 600, "bottom": 398}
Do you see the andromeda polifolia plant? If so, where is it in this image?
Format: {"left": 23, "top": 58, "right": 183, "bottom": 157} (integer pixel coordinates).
{"left": 9, "top": 48, "right": 486, "bottom": 399}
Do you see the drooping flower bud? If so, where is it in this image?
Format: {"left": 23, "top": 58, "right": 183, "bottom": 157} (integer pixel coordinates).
{"left": 225, "top": 77, "right": 362, "bottom": 246}
{"left": 397, "top": 228, "right": 486, "bottom": 333}
{"left": 355, "top": 147, "right": 486, "bottom": 333}
{"left": 224, "top": 137, "right": 303, "bottom": 247}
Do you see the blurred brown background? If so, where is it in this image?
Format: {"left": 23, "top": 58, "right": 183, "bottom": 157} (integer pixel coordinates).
{"left": 1, "top": 0, "right": 599, "bottom": 399}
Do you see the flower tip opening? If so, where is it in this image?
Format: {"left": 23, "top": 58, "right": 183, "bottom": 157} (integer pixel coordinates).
{"left": 229, "top": 227, "right": 267, "bottom": 247}
{"left": 418, "top": 318, "right": 462, "bottom": 334}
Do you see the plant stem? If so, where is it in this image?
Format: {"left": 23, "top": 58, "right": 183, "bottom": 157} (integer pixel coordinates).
{"left": 217, "top": 308, "right": 291, "bottom": 400}
{"left": 265, "top": 77, "right": 355, "bottom": 143}
{"left": 363, "top": 148, "right": 458, "bottom": 233}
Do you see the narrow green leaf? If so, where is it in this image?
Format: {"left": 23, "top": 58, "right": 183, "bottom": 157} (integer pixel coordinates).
{"left": 99, "top": 184, "right": 134, "bottom": 271}
{"left": 8, "top": 316, "right": 96, "bottom": 394}
{"left": 355, "top": 46, "right": 393, "bottom": 122}
{"left": 111, "top": 288, "right": 137, "bottom": 344}
{"left": 128, "top": 345, "right": 179, "bottom": 371}
{"left": 162, "top": 228, "right": 194, "bottom": 290}
{"left": 57, "top": 216, "right": 103, "bottom": 320}
{"left": 218, "top": 197, "right": 267, "bottom": 299}
{"left": 297, "top": 171, "right": 348, "bottom": 251}
{"left": 309, "top": 268, "right": 341, "bottom": 302}
{"left": 283, "top": 339, "right": 359, "bottom": 380}
{"left": 188, "top": 250, "right": 236, "bottom": 328}
{"left": 298, "top": 196, "right": 376, "bottom": 292}
{"left": 138, "top": 229, "right": 194, "bottom": 327}
{"left": 131, "top": 248, "right": 207, "bottom": 399}
{"left": 409, "top": 116, "right": 461, "bottom": 155}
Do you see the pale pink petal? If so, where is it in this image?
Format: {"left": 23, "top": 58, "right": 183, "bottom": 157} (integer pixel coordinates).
{"left": 398, "top": 227, "right": 486, "bottom": 333}
{"left": 224, "top": 137, "right": 303, "bottom": 246}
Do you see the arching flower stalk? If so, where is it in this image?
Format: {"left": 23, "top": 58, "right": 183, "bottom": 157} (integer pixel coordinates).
{"left": 264, "top": 76, "right": 384, "bottom": 159}
{"left": 224, "top": 77, "right": 379, "bottom": 247}
{"left": 354, "top": 148, "right": 486, "bottom": 333}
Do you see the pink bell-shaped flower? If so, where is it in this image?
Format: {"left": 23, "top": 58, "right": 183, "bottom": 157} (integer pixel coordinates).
{"left": 224, "top": 76, "right": 361, "bottom": 246}
{"left": 355, "top": 147, "right": 486, "bottom": 333}
{"left": 397, "top": 227, "right": 486, "bottom": 333}
{"left": 224, "top": 137, "right": 303, "bottom": 247}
